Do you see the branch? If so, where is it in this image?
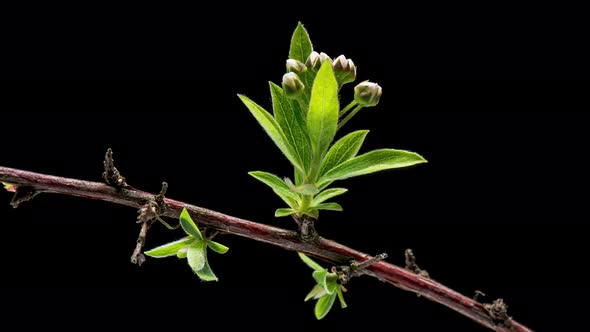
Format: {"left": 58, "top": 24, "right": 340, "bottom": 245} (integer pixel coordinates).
{"left": 0, "top": 166, "right": 532, "bottom": 332}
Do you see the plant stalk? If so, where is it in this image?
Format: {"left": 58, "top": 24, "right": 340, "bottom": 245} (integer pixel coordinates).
{"left": 0, "top": 165, "right": 532, "bottom": 332}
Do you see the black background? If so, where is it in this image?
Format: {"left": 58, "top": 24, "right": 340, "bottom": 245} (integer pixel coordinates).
{"left": 1, "top": 4, "right": 588, "bottom": 331}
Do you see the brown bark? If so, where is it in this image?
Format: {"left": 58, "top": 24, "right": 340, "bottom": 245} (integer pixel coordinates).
{"left": 0, "top": 166, "right": 532, "bottom": 332}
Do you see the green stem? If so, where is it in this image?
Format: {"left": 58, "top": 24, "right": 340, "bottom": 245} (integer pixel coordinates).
{"left": 337, "top": 105, "right": 364, "bottom": 131}
{"left": 339, "top": 100, "right": 357, "bottom": 118}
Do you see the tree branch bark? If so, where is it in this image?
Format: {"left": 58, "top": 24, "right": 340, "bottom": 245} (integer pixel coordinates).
{"left": 0, "top": 166, "right": 532, "bottom": 332}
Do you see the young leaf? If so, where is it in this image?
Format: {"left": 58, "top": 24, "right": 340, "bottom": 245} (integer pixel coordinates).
{"left": 289, "top": 22, "right": 313, "bottom": 63}
{"left": 249, "top": 171, "right": 300, "bottom": 209}
{"left": 326, "top": 273, "right": 339, "bottom": 294}
{"left": 312, "top": 188, "right": 348, "bottom": 205}
{"left": 196, "top": 260, "right": 218, "bottom": 282}
{"left": 336, "top": 287, "right": 347, "bottom": 309}
{"left": 319, "top": 130, "right": 369, "bottom": 177}
{"left": 187, "top": 240, "right": 206, "bottom": 272}
{"left": 284, "top": 177, "right": 318, "bottom": 195}
{"left": 289, "top": 22, "right": 315, "bottom": 108}
{"left": 177, "top": 248, "right": 188, "bottom": 259}
{"left": 270, "top": 83, "right": 312, "bottom": 173}
{"left": 320, "top": 149, "right": 427, "bottom": 183}
{"left": 207, "top": 240, "right": 229, "bottom": 254}
{"left": 303, "top": 209, "right": 319, "bottom": 219}
{"left": 238, "top": 94, "right": 303, "bottom": 172}
{"left": 315, "top": 292, "right": 337, "bottom": 320}
{"left": 312, "top": 202, "right": 343, "bottom": 212}
{"left": 305, "top": 284, "right": 327, "bottom": 301}
{"left": 2, "top": 182, "right": 16, "bottom": 192}
{"left": 308, "top": 61, "right": 339, "bottom": 158}
{"left": 317, "top": 180, "right": 334, "bottom": 192}
{"left": 313, "top": 270, "right": 335, "bottom": 294}
{"left": 275, "top": 208, "right": 296, "bottom": 217}
{"left": 298, "top": 252, "right": 324, "bottom": 272}
{"left": 144, "top": 236, "right": 193, "bottom": 258}
{"left": 180, "top": 208, "right": 204, "bottom": 241}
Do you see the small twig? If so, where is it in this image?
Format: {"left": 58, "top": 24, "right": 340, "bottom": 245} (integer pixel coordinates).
{"left": 130, "top": 218, "right": 154, "bottom": 266}
{"left": 405, "top": 248, "right": 430, "bottom": 278}
{"left": 207, "top": 230, "right": 220, "bottom": 240}
{"left": 102, "top": 148, "right": 126, "bottom": 188}
{"left": 132, "top": 182, "right": 170, "bottom": 265}
{"left": 9, "top": 186, "right": 41, "bottom": 208}
{"left": 0, "top": 166, "right": 533, "bottom": 332}
{"left": 474, "top": 290, "right": 486, "bottom": 302}
{"left": 338, "top": 253, "right": 388, "bottom": 285}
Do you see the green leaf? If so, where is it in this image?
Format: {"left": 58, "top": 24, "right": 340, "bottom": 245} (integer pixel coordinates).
{"left": 303, "top": 209, "right": 319, "bottom": 219}
{"left": 315, "top": 293, "right": 337, "bottom": 320}
{"left": 187, "top": 240, "right": 206, "bottom": 272}
{"left": 207, "top": 240, "right": 229, "bottom": 254}
{"left": 177, "top": 248, "right": 187, "bottom": 259}
{"left": 179, "top": 208, "right": 204, "bottom": 241}
{"left": 305, "top": 284, "right": 327, "bottom": 301}
{"left": 326, "top": 273, "right": 339, "bottom": 294}
{"left": 288, "top": 22, "right": 315, "bottom": 108}
{"left": 284, "top": 177, "right": 318, "bottom": 195}
{"left": 289, "top": 22, "right": 313, "bottom": 63}
{"left": 313, "top": 202, "right": 343, "bottom": 212}
{"left": 317, "top": 180, "right": 333, "bottom": 192}
{"left": 321, "top": 149, "right": 427, "bottom": 183}
{"left": 275, "top": 208, "right": 296, "bottom": 217}
{"left": 298, "top": 252, "right": 324, "bottom": 272}
{"left": 195, "top": 260, "right": 218, "bottom": 282}
{"left": 238, "top": 94, "right": 303, "bottom": 172}
{"left": 308, "top": 61, "right": 339, "bottom": 159}
{"left": 319, "top": 130, "right": 369, "bottom": 177}
{"left": 336, "top": 286, "right": 347, "bottom": 309}
{"left": 313, "top": 270, "right": 336, "bottom": 294}
{"left": 249, "top": 171, "right": 300, "bottom": 209}
{"left": 270, "top": 83, "right": 312, "bottom": 173}
{"left": 144, "top": 236, "right": 193, "bottom": 258}
{"left": 312, "top": 188, "right": 348, "bottom": 205}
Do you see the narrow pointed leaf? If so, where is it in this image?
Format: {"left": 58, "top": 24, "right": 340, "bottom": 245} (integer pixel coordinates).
{"left": 275, "top": 208, "right": 296, "bottom": 217}
{"left": 289, "top": 22, "right": 313, "bottom": 63}
{"left": 270, "top": 83, "right": 312, "bottom": 173}
{"left": 207, "top": 240, "right": 229, "bottom": 254}
{"left": 313, "top": 202, "right": 343, "bottom": 212}
{"left": 312, "top": 188, "right": 348, "bottom": 205}
{"left": 337, "top": 287, "right": 347, "bottom": 309}
{"left": 315, "top": 293, "right": 337, "bottom": 320}
{"left": 298, "top": 252, "right": 324, "bottom": 272}
{"left": 238, "top": 94, "right": 303, "bottom": 171}
{"left": 195, "top": 260, "right": 218, "bottom": 282}
{"left": 321, "top": 149, "right": 427, "bottom": 183}
{"left": 308, "top": 61, "right": 339, "bottom": 158}
{"left": 249, "top": 171, "right": 300, "bottom": 209}
{"left": 317, "top": 180, "right": 333, "bottom": 192}
{"left": 144, "top": 236, "right": 193, "bottom": 258}
{"left": 320, "top": 130, "right": 369, "bottom": 177}
{"left": 180, "top": 208, "right": 204, "bottom": 241}
{"left": 289, "top": 22, "right": 314, "bottom": 107}
{"left": 305, "top": 284, "right": 327, "bottom": 302}
{"left": 187, "top": 240, "right": 206, "bottom": 272}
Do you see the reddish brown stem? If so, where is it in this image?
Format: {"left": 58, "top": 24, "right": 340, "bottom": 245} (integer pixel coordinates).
{"left": 0, "top": 166, "right": 532, "bottom": 332}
